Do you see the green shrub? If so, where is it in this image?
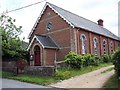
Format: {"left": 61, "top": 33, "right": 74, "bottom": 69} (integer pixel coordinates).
{"left": 100, "top": 54, "right": 111, "bottom": 63}
{"left": 82, "top": 53, "right": 100, "bottom": 66}
{"left": 83, "top": 53, "right": 92, "bottom": 66}
{"left": 65, "top": 51, "right": 112, "bottom": 69}
{"left": 83, "top": 53, "right": 94, "bottom": 66}
{"left": 55, "top": 69, "right": 72, "bottom": 80}
{"left": 112, "top": 48, "right": 120, "bottom": 77}
{"left": 94, "top": 56, "right": 101, "bottom": 66}
{"left": 64, "top": 51, "right": 84, "bottom": 69}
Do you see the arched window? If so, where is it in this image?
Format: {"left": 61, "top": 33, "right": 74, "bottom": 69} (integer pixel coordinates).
{"left": 110, "top": 41, "right": 113, "bottom": 48}
{"left": 110, "top": 41, "right": 113, "bottom": 53}
{"left": 47, "top": 22, "right": 52, "bottom": 31}
{"left": 103, "top": 39, "right": 107, "bottom": 54}
{"left": 80, "top": 34, "right": 86, "bottom": 54}
{"left": 93, "top": 37, "right": 98, "bottom": 55}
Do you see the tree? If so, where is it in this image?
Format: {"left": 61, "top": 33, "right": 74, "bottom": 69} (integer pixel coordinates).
{"left": 0, "top": 14, "right": 28, "bottom": 60}
{"left": 112, "top": 47, "right": 120, "bottom": 77}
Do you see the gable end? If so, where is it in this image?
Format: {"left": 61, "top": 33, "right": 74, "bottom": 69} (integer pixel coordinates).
{"left": 28, "top": 2, "right": 74, "bottom": 39}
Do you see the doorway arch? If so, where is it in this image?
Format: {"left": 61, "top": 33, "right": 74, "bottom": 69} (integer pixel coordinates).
{"left": 34, "top": 45, "right": 41, "bottom": 66}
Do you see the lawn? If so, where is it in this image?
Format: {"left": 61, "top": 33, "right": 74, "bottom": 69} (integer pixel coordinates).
{"left": 2, "top": 62, "right": 112, "bottom": 86}
{"left": 103, "top": 74, "right": 120, "bottom": 89}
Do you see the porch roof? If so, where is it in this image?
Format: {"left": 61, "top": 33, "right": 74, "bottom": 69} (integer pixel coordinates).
{"left": 27, "top": 35, "right": 58, "bottom": 50}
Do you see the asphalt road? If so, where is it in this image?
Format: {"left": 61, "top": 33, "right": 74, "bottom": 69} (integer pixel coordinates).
{"left": 1, "top": 78, "right": 50, "bottom": 88}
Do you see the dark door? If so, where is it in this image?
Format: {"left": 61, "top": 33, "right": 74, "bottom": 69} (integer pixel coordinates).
{"left": 34, "top": 45, "right": 41, "bottom": 66}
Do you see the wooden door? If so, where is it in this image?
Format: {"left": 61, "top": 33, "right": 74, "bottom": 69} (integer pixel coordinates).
{"left": 34, "top": 45, "right": 41, "bottom": 66}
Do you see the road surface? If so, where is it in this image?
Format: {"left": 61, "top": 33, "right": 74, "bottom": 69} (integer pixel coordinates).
{"left": 1, "top": 78, "right": 50, "bottom": 88}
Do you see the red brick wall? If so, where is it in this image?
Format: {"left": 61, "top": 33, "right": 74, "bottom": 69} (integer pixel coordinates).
{"left": 89, "top": 32, "right": 101, "bottom": 55}
{"left": 29, "top": 5, "right": 120, "bottom": 66}
{"left": 57, "top": 48, "right": 71, "bottom": 61}
{"left": 115, "top": 40, "right": 119, "bottom": 50}
{"left": 45, "top": 49, "right": 57, "bottom": 65}
{"left": 30, "top": 6, "right": 70, "bottom": 41}
{"left": 77, "top": 29, "right": 90, "bottom": 54}
{"left": 108, "top": 38, "right": 115, "bottom": 54}
{"left": 30, "top": 39, "right": 58, "bottom": 66}
{"left": 30, "top": 6, "right": 71, "bottom": 62}
{"left": 75, "top": 28, "right": 120, "bottom": 55}
{"left": 100, "top": 36, "right": 108, "bottom": 55}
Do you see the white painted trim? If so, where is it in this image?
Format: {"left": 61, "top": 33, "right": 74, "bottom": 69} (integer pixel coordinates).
{"left": 27, "top": 35, "right": 45, "bottom": 50}
{"left": 80, "top": 34, "right": 87, "bottom": 40}
{"left": 110, "top": 41, "right": 113, "bottom": 47}
{"left": 28, "top": 3, "right": 48, "bottom": 39}
{"left": 47, "top": 3, "right": 74, "bottom": 28}
{"left": 103, "top": 39, "right": 107, "bottom": 54}
{"left": 93, "top": 37, "right": 98, "bottom": 55}
{"left": 80, "top": 34, "right": 86, "bottom": 54}
{"left": 27, "top": 35, "right": 58, "bottom": 51}
{"left": 93, "top": 37, "right": 98, "bottom": 42}
{"left": 103, "top": 39, "right": 107, "bottom": 44}
{"left": 28, "top": 2, "right": 75, "bottom": 39}
{"left": 56, "top": 61, "right": 64, "bottom": 64}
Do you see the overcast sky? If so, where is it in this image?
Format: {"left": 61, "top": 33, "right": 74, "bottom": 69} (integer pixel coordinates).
{"left": 0, "top": 0, "right": 119, "bottom": 42}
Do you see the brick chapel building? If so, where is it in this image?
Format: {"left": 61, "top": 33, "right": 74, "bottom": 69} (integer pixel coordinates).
{"left": 27, "top": 2, "right": 120, "bottom": 66}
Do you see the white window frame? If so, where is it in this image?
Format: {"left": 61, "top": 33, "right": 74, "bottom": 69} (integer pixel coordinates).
{"left": 93, "top": 37, "right": 98, "bottom": 55}
{"left": 103, "top": 39, "right": 107, "bottom": 54}
{"left": 80, "top": 34, "right": 86, "bottom": 54}
{"left": 110, "top": 41, "right": 113, "bottom": 48}
{"left": 46, "top": 22, "right": 52, "bottom": 31}
{"left": 110, "top": 41, "right": 113, "bottom": 53}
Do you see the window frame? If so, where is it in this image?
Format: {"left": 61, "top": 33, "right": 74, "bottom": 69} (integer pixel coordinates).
{"left": 110, "top": 41, "right": 113, "bottom": 53}
{"left": 110, "top": 41, "right": 113, "bottom": 48}
{"left": 80, "top": 34, "right": 86, "bottom": 54}
{"left": 46, "top": 22, "right": 52, "bottom": 31}
{"left": 93, "top": 37, "right": 98, "bottom": 55}
{"left": 103, "top": 39, "right": 107, "bottom": 54}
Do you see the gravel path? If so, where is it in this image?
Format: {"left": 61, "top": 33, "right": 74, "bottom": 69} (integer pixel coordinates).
{"left": 49, "top": 65, "right": 114, "bottom": 88}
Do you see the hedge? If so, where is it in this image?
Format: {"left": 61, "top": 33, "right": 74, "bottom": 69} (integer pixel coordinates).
{"left": 64, "top": 51, "right": 112, "bottom": 69}
{"left": 112, "top": 48, "right": 120, "bottom": 77}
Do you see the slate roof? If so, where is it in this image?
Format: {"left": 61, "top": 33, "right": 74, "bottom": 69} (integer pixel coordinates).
{"left": 35, "top": 35, "right": 58, "bottom": 49}
{"left": 28, "top": 2, "right": 120, "bottom": 41}
{"left": 27, "top": 35, "right": 58, "bottom": 50}
{"left": 48, "top": 3, "right": 119, "bottom": 40}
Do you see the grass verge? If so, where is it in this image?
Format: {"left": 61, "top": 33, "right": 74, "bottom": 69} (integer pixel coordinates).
{"left": 103, "top": 74, "right": 120, "bottom": 89}
{"left": 2, "top": 62, "right": 112, "bottom": 85}
{"left": 101, "top": 67, "right": 114, "bottom": 74}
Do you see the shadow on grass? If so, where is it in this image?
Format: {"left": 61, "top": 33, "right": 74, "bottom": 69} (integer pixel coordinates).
{"left": 102, "top": 74, "right": 120, "bottom": 89}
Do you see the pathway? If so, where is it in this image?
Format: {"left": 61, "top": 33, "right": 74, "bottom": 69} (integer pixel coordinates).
{"left": 49, "top": 65, "right": 114, "bottom": 88}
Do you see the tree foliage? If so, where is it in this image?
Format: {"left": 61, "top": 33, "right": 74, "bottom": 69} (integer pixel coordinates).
{"left": 112, "top": 47, "right": 120, "bottom": 77}
{"left": 0, "top": 14, "right": 28, "bottom": 59}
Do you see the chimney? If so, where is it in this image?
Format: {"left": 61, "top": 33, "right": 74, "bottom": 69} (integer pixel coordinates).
{"left": 97, "top": 19, "right": 103, "bottom": 26}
